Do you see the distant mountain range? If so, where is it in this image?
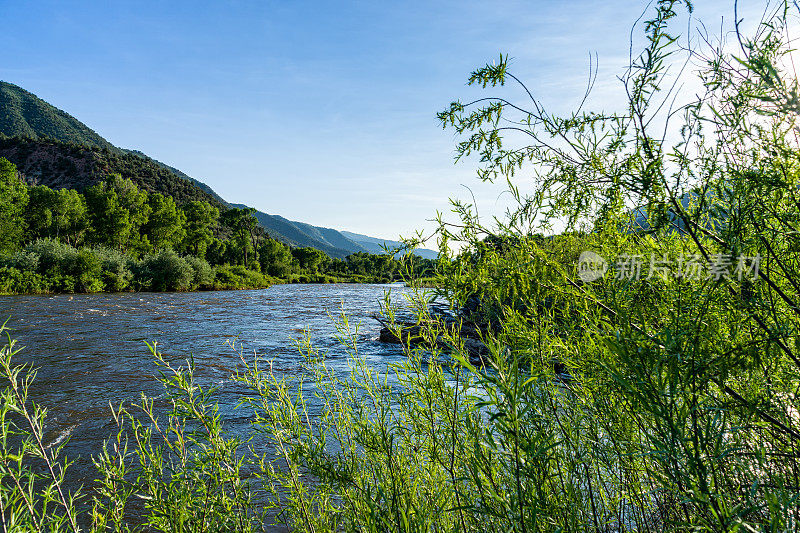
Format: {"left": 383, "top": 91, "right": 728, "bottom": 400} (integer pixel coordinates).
{"left": 0, "top": 80, "right": 436, "bottom": 259}
{"left": 231, "top": 204, "right": 437, "bottom": 259}
{"left": 341, "top": 231, "right": 437, "bottom": 258}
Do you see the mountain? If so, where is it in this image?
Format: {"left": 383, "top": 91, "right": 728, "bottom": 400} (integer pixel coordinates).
{"left": 233, "top": 205, "right": 438, "bottom": 260}
{"left": 630, "top": 190, "right": 724, "bottom": 235}
{"left": 233, "top": 205, "right": 365, "bottom": 258}
{"left": 0, "top": 136, "right": 226, "bottom": 208}
{"left": 0, "top": 81, "right": 115, "bottom": 150}
{"left": 340, "top": 231, "right": 438, "bottom": 260}
{"left": 0, "top": 80, "right": 438, "bottom": 259}
{"left": 123, "top": 149, "right": 228, "bottom": 205}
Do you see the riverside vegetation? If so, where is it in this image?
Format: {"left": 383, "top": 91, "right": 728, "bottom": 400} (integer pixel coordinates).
{"left": 2, "top": 1, "right": 800, "bottom": 531}
{"left": 0, "top": 166, "right": 435, "bottom": 293}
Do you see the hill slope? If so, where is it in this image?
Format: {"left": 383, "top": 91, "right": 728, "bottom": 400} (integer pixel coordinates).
{"left": 0, "top": 136, "right": 226, "bottom": 208}
{"left": 340, "top": 231, "right": 438, "bottom": 260}
{"left": 231, "top": 204, "right": 368, "bottom": 258}
{"left": 124, "top": 149, "right": 228, "bottom": 205}
{"left": 235, "top": 205, "right": 438, "bottom": 260}
{"left": 0, "top": 81, "right": 115, "bottom": 150}
{"left": 0, "top": 80, "right": 438, "bottom": 259}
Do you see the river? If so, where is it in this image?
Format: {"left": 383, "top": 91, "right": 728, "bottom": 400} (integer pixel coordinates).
{"left": 0, "top": 283, "right": 418, "bottom": 490}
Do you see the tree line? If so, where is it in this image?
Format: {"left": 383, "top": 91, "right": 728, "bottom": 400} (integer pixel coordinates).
{"left": 0, "top": 158, "right": 436, "bottom": 293}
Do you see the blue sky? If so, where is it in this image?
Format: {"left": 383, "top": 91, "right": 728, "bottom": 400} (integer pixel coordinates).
{"left": 0, "top": 0, "right": 762, "bottom": 242}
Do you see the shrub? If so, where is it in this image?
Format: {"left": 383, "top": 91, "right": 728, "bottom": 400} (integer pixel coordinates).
{"left": 68, "top": 249, "right": 103, "bottom": 293}
{"left": 0, "top": 267, "right": 45, "bottom": 294}
{"left": 138, "top": 250, "right": 194, "bottom": 291}
{"left": 95, "top": 246, "right": 135, "bottom": 291}
{"left": 23, "top": 238, "right": 76, "bottom": 273}
{"left": 213, "top": 264, "right": 270, "bottom": 289}
{"left": 48, "top": 273, "right": 78, "bottom": 293}
{"left": 185, "top": 255, "right": 214, "bottom": 289}
{"left": 0, "top": 250, "right": 40, "bottom": 272}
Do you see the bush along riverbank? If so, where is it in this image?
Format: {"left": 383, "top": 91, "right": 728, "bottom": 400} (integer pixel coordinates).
{"left": 0, "top": 240, "right": 274, "bottom": 293}
{"left": 3, "top": 3, "right": 800, "bottom": 532}
{"left": 0, "top": 239, "right": 438, "bottom": 293}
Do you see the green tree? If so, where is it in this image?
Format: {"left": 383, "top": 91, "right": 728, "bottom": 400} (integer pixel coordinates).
{"left": 85, "top": 175, "right": 150, "bottom": 252}
{"left": 292, "top": 247, "right": 327, "bottom": 272}
{"left": 183, "top": 200, "right": 219, "bottom": 257}
{"left": 258, "top": 238, "right": 294, "bottom": 277}
{"left": 25, "top": 186, "right": 87, "bottom": 245}
{"left": 0, "top": 158, "right": 28, "bottom": 251}
{"left": 113, "top": 176, "right": 151, "bottom": 252}
{"left": 220, "top": 207, "right": 258, "bottom": 268}
{"left": 25, "top": 185, "right": 56, "bottom": 241}
{"left": 53, "top": 188, "right": 88, "bottom": 246}
{"left": 142, "top": 193, "right": 186, "bottom": 251}
{"left": 205, "top": 237, "right": 228, "bottom": 266}
{"left": 344, "top": 252, "right": 368, "bottom": 276}
{"left": 182, "top": 200, "right": 219, "bottom": 258}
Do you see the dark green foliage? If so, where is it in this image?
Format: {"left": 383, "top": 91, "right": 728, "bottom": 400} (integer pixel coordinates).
{"left": 2, "top": 240, "right": 104, "bottom": 293}
{"left": 220, "top": 207, "right": 259, "bottom": 268}
{"left": 124, "top": 149, "right": 228, "bottom": 203}
{"left": 0, "top": 136, "right": 225, "bottom": 209}
{"left": 25, "top": 185, "right": 57, "bottom": 239}
{"left": 142, "top": 193, "right": 186, "bottom": 251}
{"left": 0, "top": 157, "right": 28, "bottom": 251}
{"left": 0, "top": 81, "right": 115, "bottom": 149}
{"left": 69, "top": 248, "right": 103, "bottom": 292}
{"left": 291, "top": 246, "right": 328, "bottom": 272}
{"left": 258, "top": 238, "right": 296, "bottom": 277}
{"left": 25, "top": 185, "right": 87, "bottom": 245}
{"left": 0, "top": 267, "right": 44, "bottom": 293}
{"left": 84, "top": 175, "right": 150, "bottom": 251}
{"left": 182, "top": 200, "right": 219, "bottom": 257}
{"left": 1, "top": 171, "right": 406, "bottom": 293}
{"left": 339, "top": 251, "right": 396, "bottom": 281}
{"left": 0, "top": 239, "right": 264, "bottom": 294}
{"left": 205, "top": 237, "right": 228, "bottom": 266}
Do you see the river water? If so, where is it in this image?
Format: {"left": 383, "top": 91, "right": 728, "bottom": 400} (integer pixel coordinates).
{"left": 0, "top": 283, "right": 417, "bottom": 490}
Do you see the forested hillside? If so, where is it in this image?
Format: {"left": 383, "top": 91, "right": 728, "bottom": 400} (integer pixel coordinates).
{"left": 0, "top": 81, "right": 115, "bottom": 150}
{"left": 0, "top": 80, "right": 436, "bottom": 259}
{"left": 0, "top": 83, "right": 439, "bottom": 292}
{"left": 124, "top": 149, "right": 228, "bottom": 204}
{"left": 232, "top": 204, "right": 367, "bottom": 258}
{"left": 341, "top": 230, "right": 438, "bottom": 259}
{"left": 236, "top": 205, "right": 438, "bottom": 259}
{"left": 0, "top": 136, "right": 226, "bottom": 208}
